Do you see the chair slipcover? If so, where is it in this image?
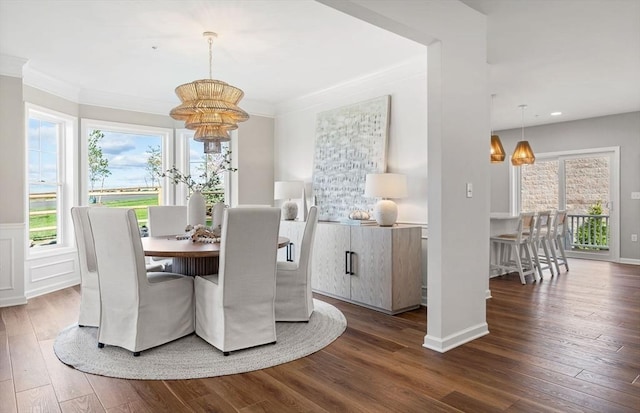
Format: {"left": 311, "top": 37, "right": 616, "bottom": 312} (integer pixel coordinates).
{"left": 147, "top": 205, "right": 188, "bottom": 270}
{"left": 147, "top": 206, "right": 188, "bottom": 236}
{"left": 211, "top": 202, "right": 227, "bottom": 231}
{"left": 275, "top": 206, "right": 318, "bottom": 321}
{"left": 195, "top": 207, "right": 281, "bottom": 355}
{"left": 88, "top": 208, "right": 194, "bottom": 355}
{"left": 71, "top": 207, "right": 100, "bottom": 327}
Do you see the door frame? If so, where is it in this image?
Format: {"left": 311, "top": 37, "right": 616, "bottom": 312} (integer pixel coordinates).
{"left": 510, "top": 146, "right": 620, "bottom": 262}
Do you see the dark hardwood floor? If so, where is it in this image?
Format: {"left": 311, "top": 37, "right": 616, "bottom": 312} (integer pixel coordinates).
{"left": 1, "top": 259, "right": 638, "bottom": 412}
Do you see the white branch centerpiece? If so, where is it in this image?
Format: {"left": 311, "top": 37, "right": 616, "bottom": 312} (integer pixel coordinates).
{"left": 158, "top": 150, "right": 236, "bottom": 227}
{"left": 160, "top": 150, "right": 236, "bottom": 201}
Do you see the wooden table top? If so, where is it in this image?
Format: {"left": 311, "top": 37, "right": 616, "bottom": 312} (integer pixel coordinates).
{"left": 141, "top": 236, "right": 290, "bottom": 258}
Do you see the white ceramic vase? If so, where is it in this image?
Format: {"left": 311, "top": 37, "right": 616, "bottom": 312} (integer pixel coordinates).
{"left": 188, "top": 190, "right": 206, "bottom": 226}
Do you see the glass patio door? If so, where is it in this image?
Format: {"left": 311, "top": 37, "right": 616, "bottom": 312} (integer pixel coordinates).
{"left": 518, "top": 147, "right": 619, "bottom": 261}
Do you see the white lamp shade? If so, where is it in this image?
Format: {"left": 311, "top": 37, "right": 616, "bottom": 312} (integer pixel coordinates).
{"left": 274, "top": 181, "right": 303, "bottom": 200}
{"left": 364, "top": 173, "right": 408, "bottom": 199}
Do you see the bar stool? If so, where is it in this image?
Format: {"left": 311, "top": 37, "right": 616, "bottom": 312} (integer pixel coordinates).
{"left": 531, "top": 210, "right": 555, "bottom": 279}
{"left": 490, "top": 212, "right": 538, "bottom": 284}
{"left": 549, "top": 210, "right": 570, "bottom": 273}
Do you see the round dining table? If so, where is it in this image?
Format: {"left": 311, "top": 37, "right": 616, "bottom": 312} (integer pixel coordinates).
{"left": 141, "top": 236, "right": 290, "bottom": 276}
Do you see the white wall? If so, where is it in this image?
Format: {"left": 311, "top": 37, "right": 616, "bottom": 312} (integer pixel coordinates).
{"left": 232, "top": 115, "right": 275, "bottom": 206}
{"left": 491, "top": 112, "right": 640, "bottom": 262}
{"left": 313, "top": 0, "right": 490, "bottom": 352}
{"left": 274, "top": 55, "right": 428, "bottom": 225}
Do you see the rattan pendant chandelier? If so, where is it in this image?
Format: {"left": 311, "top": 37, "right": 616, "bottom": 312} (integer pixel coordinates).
{"left": 170, "top": 32, "right": 249, "bottom": 153}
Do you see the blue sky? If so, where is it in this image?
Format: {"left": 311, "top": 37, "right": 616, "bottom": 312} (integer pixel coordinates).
{"left": 28, "top": 118, "right": 220, "bottom": 192}
{"left": 94, "top": 130, "right": 163, "bottom": 189}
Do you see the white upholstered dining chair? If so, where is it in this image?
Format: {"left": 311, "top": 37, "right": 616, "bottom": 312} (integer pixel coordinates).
{"left": 275, "top": 206, "right": 318, "bottom": 321}
{"left": 195, "top": 207, "right": 281, "bottom": 355}
{"left": 71, "top": 206, "right": 100, "bottom": 327}
{"left": 88, "top": 208, "right": 194, "bottom": 356}
{"left": 211, "top": 202, "right": 227, "bottom": 231}
{"left": 148, "top": 205, "right": 188, "bottom": 236}
{"left": 147, "top": 205, "right": 188, "bottom": 271}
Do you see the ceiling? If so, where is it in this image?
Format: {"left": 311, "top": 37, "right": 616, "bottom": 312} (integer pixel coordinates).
{"left": 462, "top": 0, "right": 640, "bottom": 130}
{"left": 1, "top": 0, "right": 638, "bottom": 130}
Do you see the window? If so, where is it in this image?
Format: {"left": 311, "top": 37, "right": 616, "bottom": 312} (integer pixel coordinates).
{"left": 26, "top": 105, "right": 76, "bottom": 251}
{"left": 511, "top": 147, "right": 620, "bottom": 261}
{"left": 81, "top": 120, "right": 173, "bottom": 228}
{"left": 175, "top": 130, "right": 232, "bottom": 206}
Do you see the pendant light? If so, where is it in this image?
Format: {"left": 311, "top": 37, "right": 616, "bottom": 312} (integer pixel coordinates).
{"left": 490, "top": 94, "right": 505, "bottom": 163}
{"left": 170, "top": 32, "right": 249, "bottom": 154}
{"left": 511, "top": 104, "right": 535, "bottom": 166}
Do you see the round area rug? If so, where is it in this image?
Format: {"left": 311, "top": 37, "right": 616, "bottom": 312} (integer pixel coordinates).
{"left": 54, "top": 299, "right": 346, "bottom": 380}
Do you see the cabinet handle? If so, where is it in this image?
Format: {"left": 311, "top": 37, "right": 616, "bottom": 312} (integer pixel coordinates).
{"left": 349, "top": 251, "right": 355, "bottom": 275}
{"left": 345, "top": 251, "right": 350, "bottom": 274}
{"left": 286, "top": 243, "right": 294, "bottom": 262}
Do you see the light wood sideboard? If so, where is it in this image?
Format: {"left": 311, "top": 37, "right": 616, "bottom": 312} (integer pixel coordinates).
{"left": 279, "top": 221, "right": 422, "bottom": 314}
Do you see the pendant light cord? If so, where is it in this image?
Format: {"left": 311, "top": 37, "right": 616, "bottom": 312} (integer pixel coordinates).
{"left": 208, "top": 36, "right": 213, "bottom": 80}
{"left": 490, "top": 94, "right": 495, "bottom": 135}
{"left": 520, "top": 104, "right": 527, "bottom": 140}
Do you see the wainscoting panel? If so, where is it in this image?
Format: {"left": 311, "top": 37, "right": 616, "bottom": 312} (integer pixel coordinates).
{"left": 31, "top": 257, "right": 75, "bottom": 282}
{"left": 0, "top": 223, "right": 27, "bottom": 307}
{"left": 25, "top": 248, "right": 80, "bottom": 299}
{"left": 0, "top": 239, "right": 13, "bottom": 290}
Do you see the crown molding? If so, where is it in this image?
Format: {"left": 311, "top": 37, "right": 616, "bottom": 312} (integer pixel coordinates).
{"left": 23, "top": 64, "right": 80, "bottom": 103}
{"left": 275, "top": 53, "right": 427, "bottom": 116}
{"left": 18, "top": 62, "right": 276, "bottom": 118}
{"left": 0, "top": 54, "right": 28, "bottom": 78}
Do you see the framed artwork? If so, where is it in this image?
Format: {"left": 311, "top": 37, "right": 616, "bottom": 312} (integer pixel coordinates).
{"left": 312, "top": 95, "right": 390, "bottom": 221}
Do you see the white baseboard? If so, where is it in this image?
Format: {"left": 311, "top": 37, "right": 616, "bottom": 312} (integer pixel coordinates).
{"left": 485, "top": 289, "right": 492, "bottom": 299}
{"left": 619, "top": 258, "right": 640, "bottom": 265}
{"left": 0, "top": 296, "right": 27, "bottom": 307}
{"left": 25, "top": 277, "right": 80, "bottom": 300}
{"left": 423, "top": 322, "right": 489, "bottom": 353}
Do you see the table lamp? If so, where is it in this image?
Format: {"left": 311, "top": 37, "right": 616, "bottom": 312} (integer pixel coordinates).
{"left": 274, "top": 181, "right": 304, "bottom": 220}
{"left": 364, "top": 173, "right": 408, "bottom": 226}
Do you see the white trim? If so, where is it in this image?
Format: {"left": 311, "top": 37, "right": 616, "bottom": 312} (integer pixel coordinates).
{"left": 0, "top": 54, "right": 27, "bottom": 78}
{"left": 423, "top": 323, "right": 489, "bottom": 353}
{"left": 619, "top": 258, "right": 640, "bottom": 265}
{"left": 23, "top": 65, "right": 81, "bottom": 103}
{"left": 0, "top": 296, "right": 28, "bottom": 307}
{"left": 25, "top": 103, "right": 78, "bottom": 255}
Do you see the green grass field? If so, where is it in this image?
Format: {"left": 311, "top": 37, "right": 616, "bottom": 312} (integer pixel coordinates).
{"left": 30, "top": 196, "right": 159, "bottom": 244}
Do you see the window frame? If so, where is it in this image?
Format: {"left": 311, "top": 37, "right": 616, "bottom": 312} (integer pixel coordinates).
{"left": 79, "top": 119, "right": 174, "bottom": 206}
{"left": 25, "top": 103, "right": 78, "bottom": 255}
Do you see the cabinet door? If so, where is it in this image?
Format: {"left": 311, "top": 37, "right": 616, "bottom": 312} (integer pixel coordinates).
{"left": 311, "top": 224, "right": 350, "bottom": 298}
{"left": 349, "top": 226, "right": 393, "bottom": 309}
{"left": 277, "top": 220, "right": 305, "bottom": 262}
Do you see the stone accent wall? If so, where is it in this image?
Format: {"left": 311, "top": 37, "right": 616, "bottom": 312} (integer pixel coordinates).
{"left": 521, "top": 157, "right": 610, "bottom": 214}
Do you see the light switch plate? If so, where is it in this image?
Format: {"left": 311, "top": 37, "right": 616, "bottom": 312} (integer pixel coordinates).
{"left": 631, "top": 192, "right": 640, "bottom": 200}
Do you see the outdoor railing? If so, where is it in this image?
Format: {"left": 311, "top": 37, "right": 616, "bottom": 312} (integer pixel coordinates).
{"left": 567, "top": 213, "right": 609, "bottom": 251}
